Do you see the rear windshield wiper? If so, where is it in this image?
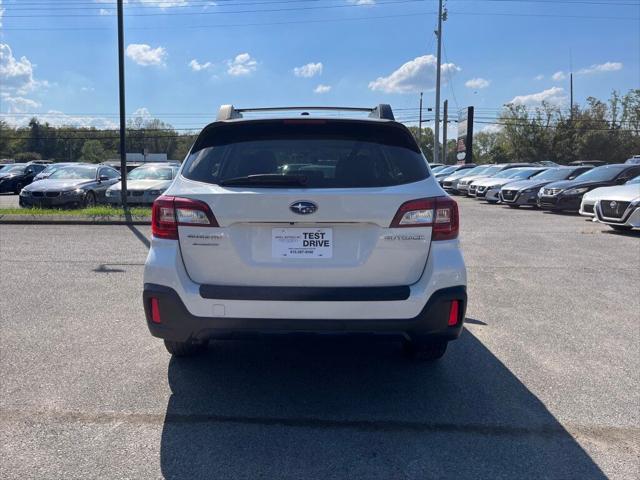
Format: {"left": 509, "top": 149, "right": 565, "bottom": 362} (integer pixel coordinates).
{"left": 219, "top": 174, "right": 308, "bottom": 187}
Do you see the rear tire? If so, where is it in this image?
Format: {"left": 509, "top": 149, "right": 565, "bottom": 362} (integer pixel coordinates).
{"left": 403, "top": 338, "right": 448, "bottom": 361}
{"left": 164, "top": 340, "right": 206, "bottom": 357}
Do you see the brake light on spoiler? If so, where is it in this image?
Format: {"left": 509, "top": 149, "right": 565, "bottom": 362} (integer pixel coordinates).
{"left": 152, "top": 196, "right": 219, "bottom": 240}
{"left": 390, "top": 196, "right": 459, "bottom": 241}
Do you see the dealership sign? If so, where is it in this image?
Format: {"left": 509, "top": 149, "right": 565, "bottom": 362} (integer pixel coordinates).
{"left": 457, "top": 107, "right": 474, "bottom": 164}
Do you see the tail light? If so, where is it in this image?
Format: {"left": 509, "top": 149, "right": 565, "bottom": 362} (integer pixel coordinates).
{"left": 151, "top": 196, "right": 219, "bottom": 240}
{"left": 390, "top": 196, "right": 459, "bottom": 241}
{"left": 150, "top": 297, "right": 161, "bottom": 324}
{"left": 448, "top": 300, "right": 460, "bottom": 326}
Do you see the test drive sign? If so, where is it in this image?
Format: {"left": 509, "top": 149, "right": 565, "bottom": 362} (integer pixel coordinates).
{"left": 457, "top": 107, "right": 474, "bottom": 164}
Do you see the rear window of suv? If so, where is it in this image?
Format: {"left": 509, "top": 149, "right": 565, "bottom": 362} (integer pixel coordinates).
{"left": 182, "top": 120, "right": 429, "bottom": 188}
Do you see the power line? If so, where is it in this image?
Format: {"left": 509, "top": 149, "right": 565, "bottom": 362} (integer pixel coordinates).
{"left": 0, "top": 11, "right": 436, "bottom": 30}
{"left": 2, "top": 0, "right": 425, "bottom": 17}
{"left": 5, "top": 0, "right": 637, "bottom": 8}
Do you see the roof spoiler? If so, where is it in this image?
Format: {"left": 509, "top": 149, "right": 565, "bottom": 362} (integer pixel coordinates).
{"left": 216, "top": 104, "right": 395, "bottom": 121}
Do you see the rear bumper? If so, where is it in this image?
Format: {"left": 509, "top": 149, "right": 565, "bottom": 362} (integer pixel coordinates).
{"left": 142, "top": 235, "right": 468, "bottom": 342}
{"left": 143, "top": 283, "right": 467, "bottom": 342}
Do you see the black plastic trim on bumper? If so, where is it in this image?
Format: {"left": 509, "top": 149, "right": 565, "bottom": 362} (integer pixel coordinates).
{"left": 143, "top": 283, "right": 467, "bottom": 343}
{"left": 200, "top": 284, "right": 410, "bottom": 302}
{"left": 538, "top": 195, "right": 582, "bottom": 211}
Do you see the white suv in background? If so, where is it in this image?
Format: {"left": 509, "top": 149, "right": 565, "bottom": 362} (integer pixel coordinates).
{"left": 143, "top": 105, "right": 467, "bottom": 361}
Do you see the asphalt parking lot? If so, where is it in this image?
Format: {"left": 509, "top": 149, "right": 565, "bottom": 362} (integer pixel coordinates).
{"left": 0, "top": 198, "right": 638, "bottom": 479}
{"left": 0, "top": 193, "right": 19, "bottom": 209}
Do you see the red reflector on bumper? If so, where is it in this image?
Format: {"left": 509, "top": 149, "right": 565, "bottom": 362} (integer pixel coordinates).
{"left": 448, "top": 300, "right": 460, "bottom": 326}
{"left": 150, "top": 297, "right": 161, "bottom": 324}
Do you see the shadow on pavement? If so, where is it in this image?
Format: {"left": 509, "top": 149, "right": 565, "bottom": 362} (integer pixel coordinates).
{"left": 127, "top": 223, "right": 151, "bottom": 249}
{"left": 160, "top": 330, "right": 605, "bottom": 479}
{"left": 601, "top": 228, "right": 640, "bottom": 238}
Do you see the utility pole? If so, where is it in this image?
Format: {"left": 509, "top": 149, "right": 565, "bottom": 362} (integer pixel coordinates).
{"left": 418, "top": 92, "right": 423, "bottom": 144}
{"left": 433, "top": 0, "right": 445, "bottom": 165}
{"left": 570, "top": 73, "right": 574, "bottom": 123}
{"left": 569, "top": 49, "right": 574, "bottom": 123}
{"left": 442, "top": 99, "right": 448, "bottom": 164}
{"left": 117, "top": 0, "right": 128, "bottom": 209}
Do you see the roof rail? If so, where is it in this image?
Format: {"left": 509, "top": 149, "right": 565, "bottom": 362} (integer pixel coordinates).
{"left": 216, "top": 104, "right": 395, "bottom": 121}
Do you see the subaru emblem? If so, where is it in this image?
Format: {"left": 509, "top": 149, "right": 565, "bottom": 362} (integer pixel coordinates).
{"left": 290, "top": 201, "right": 317, "bottom": 215}
{"left": 609, "top": 201, "right": 617, "bottom": 208}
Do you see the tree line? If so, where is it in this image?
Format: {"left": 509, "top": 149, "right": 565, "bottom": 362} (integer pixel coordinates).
{"left": 1, "top": 89, "right": 638, "bottom": 165}
{"left": 412, "top": 89, "right": 639, "bottom": 164}
{"left": 0, "top": 115, "right": 196, "bottom": 163}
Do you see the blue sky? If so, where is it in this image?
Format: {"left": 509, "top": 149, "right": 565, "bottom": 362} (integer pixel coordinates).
{"left": 1, "top": 0, "right": 639, "bottom": 136}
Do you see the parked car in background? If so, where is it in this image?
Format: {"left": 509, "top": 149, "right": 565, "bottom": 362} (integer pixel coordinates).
{"left": 593, "top": 178, "right": 640, "bottom": 231}
{"left": 467, "top": 164, "right": 534, "bottom": 197}
{"left": 19, "top": 164, "right": 120, "bottom": 208}
{"left": 569, "top": 160, "right": 606, "bottom": 167}
{"left": 143, "top": 104, "right": 467, "bottom": 360}
{"left": 461, "top": 163, "right": 532, "bottom": 196}
{"left": 442, "top": 165, "right": 494, "bottom": 193}
{"left": 501, "top": 166, "right": 593, "bottom": 208}
{"left": 538, "top": 164, "right": 640, "bottom": 212}
{"left": 580, "top": 175, "right": 640, "bottom": 218}
{"left": 625, "top": 155, "right": 640, "bottom": 165}
{"left": 32, "top": 162, "right": 76, "bottom": 181}
{"left": 482, "top": 167, "right": 548, "bottom": 203}
{"left": 106, "top": 163, "right": 179, "bottom": 205}
{"left": 101, "top": 160, "right": 180, "bottom": 174}
{"left": 435, "top": 164, "right": 476, "bottom": 185}
{"left": 429, "top": 163, "right": 446, "bottom": 170}
{"left": 0, "top": 163, "right": 46, "bottom": 194}
{"left": 433, "top": 164, "right": 471, "bottom": 183}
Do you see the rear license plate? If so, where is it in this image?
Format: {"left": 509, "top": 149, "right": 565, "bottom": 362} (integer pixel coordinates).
{"left": 272, "top": 228, "right": 333, "bottom": 259}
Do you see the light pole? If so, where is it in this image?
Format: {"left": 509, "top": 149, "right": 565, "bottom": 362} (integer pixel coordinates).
{"left": 117, "top": 0, "right": 128, "bottom": 209}
{"left": 433, "top": 0, "right": 446, "bottom": 165}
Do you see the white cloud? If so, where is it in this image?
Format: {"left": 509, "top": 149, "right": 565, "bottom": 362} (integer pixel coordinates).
{"left": 0, "top": 43, "right": 48, "bottom": 95}
{"left": 368, "top": 55, "right": 460, "bottom": 94}
{"left": 314, "top": 84, "right": 331, "bottom": 94}
{"left": 293, "top": 62, "right": 323, "bottom": 78}
{"left": 99, "top": 8, "right": 112, "bottom": 15}
{"left": 0, "top": 1, "right": 5, "bottom": 28}
{"left": 3, "top": 109, "right": 118, "bottom": 129}
{"left": 136, "top": 0, "right": 189, "bottom": 7}
{"left": 189, "top": 59, "right": 212, "bottom": 71}
{"left": 348, "top": 0, "right": 376, "bottom": 4}
{"left": 465, "top": 77, "right": 490, "bottom": 89}
{"left": 577, "top": 61, "right": 623, "bottom": 75}
{"left": 551, "top": 71, "right": 567, "bottom": 81}
{"left": 227, "top": 53, "right": 257, "bottom": 76}
{"left": 132, "top": 107, "right": 152, "bottom": 120}
{"left": 534, "top": 74, "right": 544, "bottom": 81}
{"left": 481, "top": 124, "right": 503, "bottom": 134}
{"left": 508, "top": 87, "right": 567, "bottom": 106}
{"left": 0, "top": 93, "right": 41, "bottom": 113}
{"left": 125, "top": 43, "right": 167, "bottom": 67}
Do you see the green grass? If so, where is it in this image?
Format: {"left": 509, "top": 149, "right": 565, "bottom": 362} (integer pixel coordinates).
{"left": 0, "top": 206, "right": 151, "bottom": 217}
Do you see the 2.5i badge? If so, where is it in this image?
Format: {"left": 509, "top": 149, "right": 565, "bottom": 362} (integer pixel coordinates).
{"left": 272, "top": 228, "right": 333, "bottom": 259}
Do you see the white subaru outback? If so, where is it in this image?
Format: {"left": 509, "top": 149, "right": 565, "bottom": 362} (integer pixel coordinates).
{"left": 143, "top": 105, "right": 467, "bottom": 361}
